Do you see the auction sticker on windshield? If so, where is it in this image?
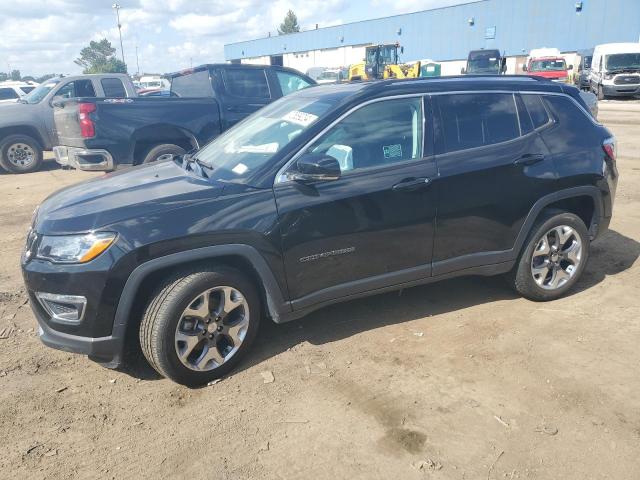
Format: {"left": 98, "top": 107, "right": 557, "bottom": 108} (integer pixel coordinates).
{"left": 282, "top": 110, "right": 318, "bottom": 127}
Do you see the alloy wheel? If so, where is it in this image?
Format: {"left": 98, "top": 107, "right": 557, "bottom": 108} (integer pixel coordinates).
{"left": 174, "top": 286, "right": 250, "bottom": 371}
{"left": 530, "top": 225, "right": 583, "bottom": 290}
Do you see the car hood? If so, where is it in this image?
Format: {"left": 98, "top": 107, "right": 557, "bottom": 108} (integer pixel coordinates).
{"left": 35, "top": 160, "right": 224, "bottom": 234}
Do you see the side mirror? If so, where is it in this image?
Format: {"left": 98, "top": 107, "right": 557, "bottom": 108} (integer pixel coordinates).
{"left": 51, "top": 96, "right": 65, "bottom": 108}
{"left": 522, "top": 65, "right": 528, "bottom": 72}
{"left": 288, "top": 153, "right": 341, "bottom": 183}
{"left": 568, "top": 64, "right": 574, "bottom": 70}
{"left": 461, "top": 67, "right": 466, "bottom": 74}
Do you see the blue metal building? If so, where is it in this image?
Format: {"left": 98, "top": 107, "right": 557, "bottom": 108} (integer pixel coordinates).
{"left": 224, "top": 0, "right": 640, "bottom": 63}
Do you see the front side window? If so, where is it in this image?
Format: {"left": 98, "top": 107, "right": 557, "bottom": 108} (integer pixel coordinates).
{"left": 53, "top": 80, "right": 97, "bottom": 99}
{"left": 224, "top": 69, "right": 270, "bottom": 98}
{"left": 171, "top": 70, "right": 213, "bottom": 98}
{"left": 305, "top": 97, "right": 423, "bottom": 173}
{"left": 275, "top": 71, "right": 312, "bottom": 96}
{"left": 0, "top": 88, "right": 19, "bottom": 100}
{"left": 194, "top": 95, "right": 336, "bottom": 181}
{"left": 436, "top": 93, "right": 519, "bottom": 153}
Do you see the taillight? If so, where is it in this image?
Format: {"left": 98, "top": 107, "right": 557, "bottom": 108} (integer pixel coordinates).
{"left": 78, "top": 102, "right": 96, "bottom": 138}
{"left": 603, "top": 137, "right": 616, "bottom": 161}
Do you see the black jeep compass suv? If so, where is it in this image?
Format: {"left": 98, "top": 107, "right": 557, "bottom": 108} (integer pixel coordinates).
{"left": 22, "top": 76, "right": 618, "bottom": 386}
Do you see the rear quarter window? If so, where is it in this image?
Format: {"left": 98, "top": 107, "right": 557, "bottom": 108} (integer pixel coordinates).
{"left": 542, "top": 95, "right": 596, "bottom": 135}
{"left": 521, "top": 94, "right": 550, "bottom": 129}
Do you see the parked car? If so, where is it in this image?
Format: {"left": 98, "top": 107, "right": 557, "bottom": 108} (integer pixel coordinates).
{"left": 0, "top": 74, "right": 136, "bottom": 173}
{"left": 523, "top": 48, "right": 572, "bottom": 83}
{"left": 315, "top": 69, "right": 341, "bottom": 84}
{"left": 462, "top": 49, "right": 506, "bottom": 75}
{"left": 22, "top": 75, "right": 617, "bottom": 386}
{"left": 53, "top": 64, "right": 315, "bottom": 171}
{"left": 574, "top": 48, "right": 594, "bottom": 90}
{"left": 590, "top": 43, "right": 640, "bottom": 99}
{"left": 0, "top": 81, "right": 39, "bottom": 104}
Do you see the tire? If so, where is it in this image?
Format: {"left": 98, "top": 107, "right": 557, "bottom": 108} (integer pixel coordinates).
{"left": 141, "top": 143, "right": 186, "bottom": 165}
{"left": 597, "top": 84, "right": 605, "bottom": 101}
{"left": 508, "top": 211, "right": 590, "bottom": 302}
{"left": 0, "top": 134, "right": 43, "bottom": 174}
{"left": 139, "top": 267, "right": 261, "bottom": 387}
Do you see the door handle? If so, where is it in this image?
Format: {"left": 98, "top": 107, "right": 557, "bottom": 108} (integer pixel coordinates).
{"left": 514, "top": 153, "right": 545, "bottom": 166}
{"left": 392, "top": 177, "right": 431, "bottom": 192}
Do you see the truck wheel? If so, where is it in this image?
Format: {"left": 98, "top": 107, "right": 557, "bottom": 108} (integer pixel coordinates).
{"left": 597, "top": 84, "right": 605, "bottom": 101}
{"left": 508, "top": 212, "right": 590, "bottom": 302}
{"left": 139, "top": 267, "right": 261, "bottom": 387}
{"left": 141, "top": 144, "right": 186, "bottom": 164}
{"left": 0, "top": 134, "right": 43, "bottom": 174}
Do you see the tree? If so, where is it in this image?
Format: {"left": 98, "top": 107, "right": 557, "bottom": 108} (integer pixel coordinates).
{"left": 10, "top": 69, "right": 21, "bottom": 81}
{"left": 74, "top": 39, "right": 127, "bottom": 74}
{"left": 278, "top": 10, "right": 300, "bottom": 35}
{"left": 0, "top": 72, "right": 7, "bottom": 82}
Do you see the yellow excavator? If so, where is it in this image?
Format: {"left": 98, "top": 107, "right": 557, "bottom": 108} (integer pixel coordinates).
{"left": 348, "top": 43, "right": 420, "bottom": 81}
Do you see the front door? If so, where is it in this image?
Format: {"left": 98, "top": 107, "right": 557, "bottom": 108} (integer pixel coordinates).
{"left": 274, "top": 96, "right": 437, "bottom": 308}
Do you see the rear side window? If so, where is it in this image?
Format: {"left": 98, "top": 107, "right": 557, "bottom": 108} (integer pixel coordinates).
{"left": 101, "top": 78, "right": 126, "bottom": 98}
{"left": 224, "top": 69, "right": 270, "bottom": 98}
{"left": 0, "top": 88, "right": 19, "bottom": 100}
{"left": 521, "top": 94, "right": 550, "bottom": 129}
{"left": 275, "top": 71, "right": 312, "bottom": 96}
{"left": 436, "top": 93, "right": 520, "bottom": 153}
{"left": 171, "top": 70, "right": 213, "bottom": 97}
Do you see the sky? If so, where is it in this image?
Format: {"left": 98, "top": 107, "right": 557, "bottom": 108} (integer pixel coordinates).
{"left": 0, "top": 0, "right": 464, "bottom": 76}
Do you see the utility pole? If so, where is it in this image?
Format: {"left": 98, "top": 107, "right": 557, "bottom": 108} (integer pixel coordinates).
{"left": 112, "top": 3, "right": 126, "bottom": 66}
{"left": 135, "top": 45, "right": 140, "bottom": 75}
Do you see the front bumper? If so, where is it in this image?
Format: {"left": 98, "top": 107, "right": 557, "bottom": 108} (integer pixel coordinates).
{"left": 54, "top": 145, "right": 115, "bottom": 171}
{"left": 602, "top": 83, "right": 640, "bottom": 97}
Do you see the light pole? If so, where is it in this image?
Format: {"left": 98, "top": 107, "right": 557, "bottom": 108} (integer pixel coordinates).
{"left": 112, "top": 3, "right": 125, "bottom": 66}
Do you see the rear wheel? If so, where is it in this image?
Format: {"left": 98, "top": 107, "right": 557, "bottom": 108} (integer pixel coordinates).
{"left": 0, "top": 134, "right": 43, "bottom": 173}
{"left": 508, "top": 212, "right": 590, "bottom": 301}
{"left": 141, "top": 143, "right": 186, "bottom": 165}
{"left": 139, "top": 267, "right": 261, "bottom": 386}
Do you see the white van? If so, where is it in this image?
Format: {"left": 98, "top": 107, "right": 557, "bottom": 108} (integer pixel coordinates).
{"left": 590, "top": 43, "right": 640, "bottom": 99}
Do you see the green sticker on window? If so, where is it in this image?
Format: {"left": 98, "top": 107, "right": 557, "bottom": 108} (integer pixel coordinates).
{"left": 383, "top": 144, "right": 402, "bottom": 159}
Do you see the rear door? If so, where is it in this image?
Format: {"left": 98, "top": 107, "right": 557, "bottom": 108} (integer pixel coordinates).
{"left": 431, "top": 91, "right": 555, "bottom": 275}
{"left": 219, "top": 67, "right": 272, "bottom": 130}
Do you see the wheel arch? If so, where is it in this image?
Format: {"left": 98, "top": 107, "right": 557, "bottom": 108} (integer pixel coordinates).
{"left": 0, "top": 126, "right": 46, "bottom": 150}
{"left": 113, "top": 244, "right": 291, "bottom": 358}
{"left": 131, "top": 124, "right": 199, "bottom": 164}
{"left": 514, "top": 186, "right": 603, "bottom": 258}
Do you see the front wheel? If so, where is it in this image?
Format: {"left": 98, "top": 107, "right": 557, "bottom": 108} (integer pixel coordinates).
{"left": 141, "top": 143, "right": 186, "bottom": 164}
{"left": 509, "top": 212, "right": 590, "bottom": 301}
{"left": 0, "top": 134, "right": 43, "bottom": 173}
{"left": 139, "top": 267, "right": 261, "bottom": 386}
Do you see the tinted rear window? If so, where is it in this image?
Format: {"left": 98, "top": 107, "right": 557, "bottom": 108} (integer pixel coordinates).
{"left": 0, "top": 88, "right": 19, "bottom": 100}
{"left": 171, "top": 70, "right": 213, "bottom": 97}
{"left": 521, "top": 94, "right": 550, "bottom": 129}
{"left": 224, "top": 69, "right": 270, "bottom": 98}
{"left": 101, "top": 78, "right": 126, "bottom": 98}
{"left": 542, "top": 95, "right": 593, "bottom": 133}
{"left": 436, "top": 93, "right": 520, "bottom": 153}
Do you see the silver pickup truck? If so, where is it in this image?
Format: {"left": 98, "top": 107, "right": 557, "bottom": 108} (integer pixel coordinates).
{"left": 0, "top": 74, "right": 137, "bottom": 174}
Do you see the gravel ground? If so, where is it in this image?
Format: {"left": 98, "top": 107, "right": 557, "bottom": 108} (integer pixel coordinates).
{"left": 0, "top": 101, "right": 639, "bottom": 479}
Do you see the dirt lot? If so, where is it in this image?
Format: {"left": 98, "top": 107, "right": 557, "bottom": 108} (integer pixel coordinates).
{"left": 1, "top": 101, "right": 639, "bottom": 480}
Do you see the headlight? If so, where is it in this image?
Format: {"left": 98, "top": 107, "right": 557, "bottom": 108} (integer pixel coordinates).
{"left": 36, "top": 232, "right": 116, "bottom": 264}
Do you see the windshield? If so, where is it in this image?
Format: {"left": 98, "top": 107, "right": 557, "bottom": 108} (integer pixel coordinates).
{"left": 606, "top": 53, "right": 640, "bottom": 71}
{"left": 194, "top": 95, "right": 337, "bottom": 181}
{"left": 367, "top": 46, "right": 397, "bottom": 66}
{"left": 22, "top": 79, "right": 60, "bottom": 104}
{"left": 530, "top": 59, "right": 567, "bottom": 71}
{"left": 467, "top": 52, "right": 500, "bottom": 74}
{"left": 318, "top": 71, "right": 338, "bottom": 80}
{"left": 583, "top": 56, "right": 592, "bottom": 69}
